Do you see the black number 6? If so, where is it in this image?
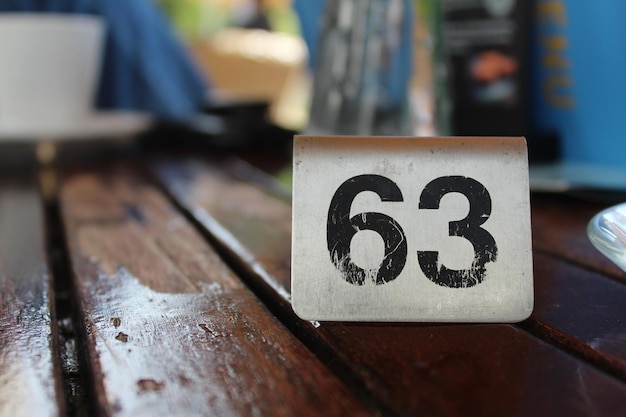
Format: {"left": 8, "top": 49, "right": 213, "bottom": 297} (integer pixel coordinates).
{"left": 327, "top": 175, "right": 408, "bottom": 285}
{"left": 417, "top": 176, "right": 498, "bottom": 288}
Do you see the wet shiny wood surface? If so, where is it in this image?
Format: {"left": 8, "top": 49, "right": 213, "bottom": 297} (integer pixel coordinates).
{"left": 153, "top": 156, "right": 626, "bottom": 416}
{"left": 531, "top": 193, "right": 626, "bottom": 280}
{"left": 0, "top": 175, "right": 64, "bottom": 417}
{"left": 2, "top": 154, "right": 626, "bottom": 417}
{"left": 58, "top": 165, "right": 372, "bottom": 417}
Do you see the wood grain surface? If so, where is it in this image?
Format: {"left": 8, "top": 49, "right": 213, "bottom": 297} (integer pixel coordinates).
{"left": 153, "top": 156, "right": 626, "bottom": 417}
{"left": 58, "top": 164, "right": 373, "bottom": 417}
{"left": 526, "top": 251, "right": 626, "bottom": 380}
{"left": 6, "top": 154, "right": 625, "bottom": 417}
{"left": 531, "top": 193, "right": 625, "bottom": 280}
{"left": 0, "top": 174, "right": 65, "bottom": 417}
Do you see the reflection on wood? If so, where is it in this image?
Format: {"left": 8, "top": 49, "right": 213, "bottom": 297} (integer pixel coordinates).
{"left": 59, "top": 165, "right": 372, "bottom": 417}
{"left": 154, "top": 156, "right": 626, "bottom": 417}
{"left": 528, "top": 251, "right": 626, "bottom": 380}
{"left": 531, "top": 193, "right": 625, "bottom": 279}
{"left": 0, "top": 175, "right": 64, "bottom": 417}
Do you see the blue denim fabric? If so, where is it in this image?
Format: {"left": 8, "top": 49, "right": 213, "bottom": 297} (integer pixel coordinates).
{"left": 0, "top": 0, "right": 208, "bottom": 119}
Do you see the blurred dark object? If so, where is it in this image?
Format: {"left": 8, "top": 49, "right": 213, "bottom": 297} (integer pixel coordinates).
{"left": 442, "top": 0, "right": 528, "bottom": 136}
{"left": 441, "top": 0, "right": 558, "bottom": 162}
{"left": 142, "top": 99, "right": 295, "bottom": 152}
{"left": 0, "top": 99, "right": 294, "bottom": 168}
{"left": 0, "top": 136, "right": 146, "bottom": 169}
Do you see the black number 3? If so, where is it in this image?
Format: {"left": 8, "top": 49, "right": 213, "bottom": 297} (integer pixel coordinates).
{"left": 327, "top": 175, "right": 408, "bottom": 285}
{"left": 417, "top": 176, "right": 498, "bottom": 288}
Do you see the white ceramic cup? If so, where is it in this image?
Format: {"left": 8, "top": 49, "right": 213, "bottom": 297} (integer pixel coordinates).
{"left": 0, "top": 14, "right": 105, "bottom": 133}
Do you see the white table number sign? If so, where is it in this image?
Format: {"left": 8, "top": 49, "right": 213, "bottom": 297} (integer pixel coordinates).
{"left": 291, "top": 136, "right": 533, "bottom": 322}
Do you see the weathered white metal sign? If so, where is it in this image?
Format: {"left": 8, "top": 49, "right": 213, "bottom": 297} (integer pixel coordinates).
{"left": 291, "top": 136, "right": 533, "bottom": 322}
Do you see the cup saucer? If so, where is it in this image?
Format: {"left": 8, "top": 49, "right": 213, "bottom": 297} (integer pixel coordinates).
{"left": 0, "top": 111, "right": 153, "bottom": 142}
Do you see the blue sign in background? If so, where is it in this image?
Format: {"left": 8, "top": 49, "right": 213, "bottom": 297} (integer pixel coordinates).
{"left": 532, "top": 0, "right": 626, "bottom": 170}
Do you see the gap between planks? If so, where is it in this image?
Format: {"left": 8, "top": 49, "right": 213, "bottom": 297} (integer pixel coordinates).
{"left": 40, "top": 167, "right": 102, "bottom": 417}
{"left": 142, "top": 161, "right": 396, "bottom": 416}
{"left": 229, "top": 158, "right": 626, "bottom": 386}
{"left": 532, "top": 244, "right": 626, "bottom": 288}
{"left": 149, "top": 157, "right": 626, "bottom": 393}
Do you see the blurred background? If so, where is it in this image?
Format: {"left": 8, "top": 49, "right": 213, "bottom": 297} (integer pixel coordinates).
{"left": 1, "top": 0, "right": 626, "bottom": 193}
{"left": 157, "top": 0, "right": 626, "bottom": 192}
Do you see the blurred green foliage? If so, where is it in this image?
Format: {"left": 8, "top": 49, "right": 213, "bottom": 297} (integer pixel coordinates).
{"left": 154, "top": 0, "right": 300, "bottom": 39}
{"left": 155, "top": 0, "right": 231, "bottom": 38}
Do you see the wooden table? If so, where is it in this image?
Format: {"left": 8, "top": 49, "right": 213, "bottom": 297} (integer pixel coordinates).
{"left": 2, "top": 151, "right": 626, "bottom": 417}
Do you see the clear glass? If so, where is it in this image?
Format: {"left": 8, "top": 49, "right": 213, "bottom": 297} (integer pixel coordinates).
{"left": 588, "top": 203, "right": 626, "bottom": 272}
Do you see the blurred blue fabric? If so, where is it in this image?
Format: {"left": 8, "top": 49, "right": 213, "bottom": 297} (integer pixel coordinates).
{"left": 292, "top": 0, "right": 324, "bottom": 71}
{"left": 0, "top": 0, "right": 209, "bottom": 120}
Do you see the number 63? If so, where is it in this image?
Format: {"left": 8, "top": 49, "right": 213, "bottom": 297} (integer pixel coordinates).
{"left": 327, "top": 174, "right": 498, "bottom": 288}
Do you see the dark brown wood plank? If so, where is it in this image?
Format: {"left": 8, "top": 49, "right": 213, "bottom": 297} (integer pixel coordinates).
{"left": 531, "top": 193, "right": 625, "bottom": 280}
{"left": 529, "top": 195, "right": 626, "bottom": 378}
{"left": 153, "top": 156, "right": 626, "bottom": 417}
{"left": 227, "top": 161, "right": 626, "bottom": 379}
{"left": 525, "top": 251, "right": 626, "bottom": 380}
{"left": 0, "top": 174, "right": 65, "bottom": 417}
{"left": 58, "top": 165, "right": 373, "bottom": 417}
